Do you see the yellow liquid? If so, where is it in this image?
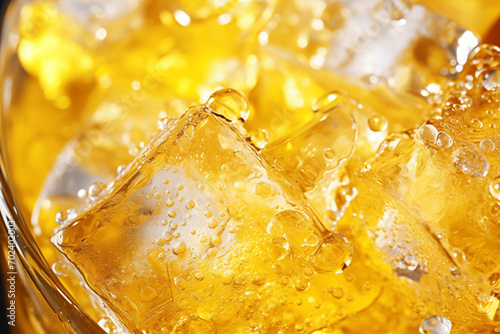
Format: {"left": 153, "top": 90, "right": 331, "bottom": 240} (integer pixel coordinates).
{"left": 6, "top": 0, "right": 500, "bottom": 333}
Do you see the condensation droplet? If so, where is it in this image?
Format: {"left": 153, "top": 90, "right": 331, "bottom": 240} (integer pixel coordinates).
{"left": 419, "top": 316, "right": 452, "bottom": 334}
{"left": 416, "top": 124, "right": 438, "bottom": 145}
{"left": 368, "top": 114, "right": 388, "bottom": 132}
{"left": 480, "top": 138, "right": 495, "bottom": 152}
{"left": 435, "top": 132, "right": 453, "bottom": 148}
{"left": 207, "top": 88, "right": 250, "bottom": 122}
{"left": 249, "top": 129, "right": 269, "bottom": 149}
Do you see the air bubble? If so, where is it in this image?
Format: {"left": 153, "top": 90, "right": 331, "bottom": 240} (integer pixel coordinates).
{"left": 436, "top": 132, "right": 453, "bottom": 148}
{"left": 323, "top": 148, "right": 336, "bottom": 160}
{"left": 403, "top": 255, "right": 418, "bottom": 271}
{"left": 269, "top": 237, "right": 289, "bottom": 261}
{"left": 207, "top": 89, "right": 250, "bottom": 122}
{"left": 483, "top": 69, "right": 500, "bottom": 91}
{"left": 480, "top": 138, "right": 495, "bottom": 152}
{"left": 312, "top": 91, "right": 354, "bottom": 114}
{"left": 253, "top": 182, "right": 273, "bottom": 198}
{"left": 249, "top": 129, "right": 269, "bottom": 149}
{"left": 331, "top": 287, "right": 344, "bottom": 299}
{"left": 55, "top": 210, "right": 68, "bottom": 225}
{"left": 139, "top": 286, "right": 157, "bottom": 302}
{"left": 88, "top": 181, "right": 106, "bottom": 201}
{"left": 233, "top": 151, "right": 246, "bottom": 163}
{"left": 309, "top": 234, "right": 353, "bottom": 273}
{"left": 368, "top": 114, "right": 388, "bottom": 132}
{"left": 416, "top": 124, "right": 438, "bottom": 145}
{"left": 174, "top": 277, "right": 187, "bottom": 290}
{"left": 489, "top": 177, "right": 500, "bottom": 201}
{"left": 419, "top": 316, "right": 452, "bottom": 334}
{"left": 453, "top": 144, "right": 489, "bottom": 178}
{"left": 294, "top": 277, "right": 310, "bottom": 291}
{"left": 52, "top": 261, "right": 69, "bottom": 277}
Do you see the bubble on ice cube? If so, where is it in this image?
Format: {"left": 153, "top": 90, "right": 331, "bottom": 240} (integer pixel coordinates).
{"left": 416, "top": 124, "right": 438, "bottom": 145}
{"left": 419, "top": 316, "right": 452, "bottom": 334}
{"left": 482, "top": 69, "right": 500, "bottom": 91}
{"left": 452, "top": 144, "right": 489, "bottom": 178}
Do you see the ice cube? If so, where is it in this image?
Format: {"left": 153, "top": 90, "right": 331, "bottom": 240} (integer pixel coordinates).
{"left": 264, "top": 0, "right": 480, "bottom": 98}
{"left": 344, "top": 45, "right": 500, "bottom": 331}
{"left": 52, "top": 90, "right": 364, "bottom": 332}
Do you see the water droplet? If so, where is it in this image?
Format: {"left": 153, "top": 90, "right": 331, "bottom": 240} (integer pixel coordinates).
{"left": 207, "top": 89, "right": 250, "bottom": 122}
{"left": 436, "top": 132, "right": 453, "bottom": 148}
{"left": 193, "top": 271, "right": 205, "bottom": 281}
{"left": 368, "top": 114, "right": 388, "bottom": 132}
{"left": 416, "top": 124, "right": 438, "bottom": 145}
{"left": 163, "top": 231, "right": 173, "bottom": 242}
{"left": 210, "top": 235, "right": 222, "bottom": 246}
{"left": 480, "top": 138, "right": 495, "bottom": 152}
{"left": 168, "top": 211, "right": 177, "bottom": 218}
{"left": 483, "top": 69, "right": 500, "bottom": 91}
{"left": 490, "top": 177, "right": 500, "bottom": 201}
{"left": 471, "top": 118, "right": 483, "bottom": 131}
{"left": 208, "top": 219, "right": 218, "bottom": 229}
{"left": 249, "top": 129, "right": 269, "bottom": 149}
{"left": 88, "top": 181, "right": 106, "bottom": 201}
{"left": 309, "top": 234, "right": 353, "bottom": 273}
{"left": 222, "top": 270, "right": 234, "bottom": 285}
{"left": 52, "top": 261, "right": 69, "bottom": 277}
{"left": 185, "top": 201, "right": 195, "bottom": 209}
{"left": 403, "top": 255, "right": 418, "bottom": 271}
{"left": 172, "top": 242, "right": 186, "bottom": 255}
{"left": 453, "top": 144, "right": 489, "bottom": 178}
{"left": 419, "top": 316, "right": 452, "bottom": 334}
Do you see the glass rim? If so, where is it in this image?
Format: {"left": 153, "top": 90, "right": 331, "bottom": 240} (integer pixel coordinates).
{"left": 0, "top": 0, "right": 105, "bottom": 332}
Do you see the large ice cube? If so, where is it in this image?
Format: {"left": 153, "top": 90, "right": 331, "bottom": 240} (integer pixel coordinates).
{"left": 264, "top": 0, "right": 480, "bottom": 98}
{"left": 52, "top": 90, "right": 362, "bottom": 332}
{"left": 344, "top": 45, "right": 500, "bottom": 331}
